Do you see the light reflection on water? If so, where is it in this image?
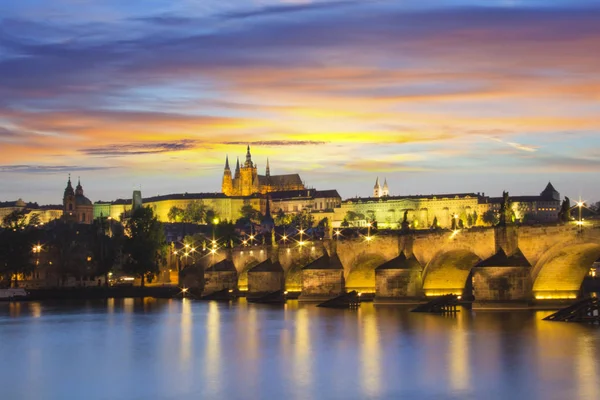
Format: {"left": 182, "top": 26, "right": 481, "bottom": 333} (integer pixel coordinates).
{"left": 0, "top": 300, "right": 599, "bottom": 400}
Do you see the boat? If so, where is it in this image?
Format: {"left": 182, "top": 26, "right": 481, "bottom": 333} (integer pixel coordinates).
{"left": 0, "top": 288, "right": 30, "bottom": 300}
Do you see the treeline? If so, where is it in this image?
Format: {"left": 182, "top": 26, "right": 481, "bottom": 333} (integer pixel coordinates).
{"left": 0, "top": 207, "right": 166, "bottom": 288}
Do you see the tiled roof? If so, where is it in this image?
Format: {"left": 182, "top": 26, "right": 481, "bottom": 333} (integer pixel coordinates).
{"left": 258, "top": 174, "right": 303, "bottom": 188}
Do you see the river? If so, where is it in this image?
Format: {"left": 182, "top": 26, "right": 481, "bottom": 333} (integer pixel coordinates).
{"left": 1, "top": 299, "right": 599, "bottom": 400}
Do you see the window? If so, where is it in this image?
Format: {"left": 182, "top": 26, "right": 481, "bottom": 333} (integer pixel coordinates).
{"left": 68, "top": 203, "right": 73, "bottom": 211}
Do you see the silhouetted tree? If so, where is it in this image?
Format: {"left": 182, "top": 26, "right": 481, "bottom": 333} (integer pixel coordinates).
{"left": 558, "top": 197, "right": 571, "bottom": 223}
{"left": 123, "top": 207, "right": 167, "bottom": 287}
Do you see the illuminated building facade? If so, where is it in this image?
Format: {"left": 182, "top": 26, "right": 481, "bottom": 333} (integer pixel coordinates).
{"left": 332, "top": 182, "right": 562, "bottom": 229}
{"left": 222, "top": 146, "right": 305, "bottom": 196}
{"left": 0, "top": 199, "right": 62, "bottom": 225}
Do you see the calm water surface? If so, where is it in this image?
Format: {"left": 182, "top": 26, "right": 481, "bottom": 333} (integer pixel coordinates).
{"left": 1, "top": 299, "right": 599, "bottom": 400}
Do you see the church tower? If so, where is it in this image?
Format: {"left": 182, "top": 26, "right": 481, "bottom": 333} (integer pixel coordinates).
{"left": 373, "top": 177, "right": 381, "bottom": 198}
{"left": 63, "top": 175, "right": 76, "bottom": 215}
{"left": 240, "top": 145, "right": 258, "bottom": 196}
{"left": 382, "top": 178, "right": 389, "bottom": 197}
{"left": 221, "top": 155, "right": 233, "bottom": 196}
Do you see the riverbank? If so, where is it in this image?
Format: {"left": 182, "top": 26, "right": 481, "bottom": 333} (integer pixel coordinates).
{"left": 0, "top": 286, "right": 179, "bottom": 301}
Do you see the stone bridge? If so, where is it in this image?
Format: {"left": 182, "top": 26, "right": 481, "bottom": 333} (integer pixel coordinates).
{"left": 188, "top": 223, "right": 600, "bottom": 301}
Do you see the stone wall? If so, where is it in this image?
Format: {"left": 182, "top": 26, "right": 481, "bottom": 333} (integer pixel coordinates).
{"left": 204, "top": 271, "right": 237, "bottom": 294}
{"left": 301, "top": 270, "right": 345, "bottom": 298}
{"left": 472, "top": 267, "right": 531, "bottom": 301}
{"left": 248, "top": 271, "right": 284, "bottom": 296}
{"left": 375, "top": 269, "right": 422, "bottom": 298}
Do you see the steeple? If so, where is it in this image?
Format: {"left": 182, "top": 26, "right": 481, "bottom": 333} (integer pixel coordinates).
{"left": 76, "top": 177, "right": 84, "bottom": 196}
{"left": 244, "top": 145, "right": 254, "bottom": 168}
{"left": 373, "top": 177, "right": 381, "bottom": 198}
{"left": 235, "top": 156, "right": 240, "bottom": 179}
{"left": 382, "top": 178, "right": 389, "bottom": 197}
{"left": 224, "top": 155, "right": 230, "bottom": 171}
{"left": 64, "top": 175, "right": 74, "bottom": 197}
{"left": 266, "top": 158, "right": 270, "bottom": 177}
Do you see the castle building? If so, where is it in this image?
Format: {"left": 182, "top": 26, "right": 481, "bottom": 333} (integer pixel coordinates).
{"left": 332, "top": 181, "right": 562, "bottom": 229}
{"left": 222, "top": 146, "right": 305, "bottom": 196}
{"left": 0, "top": 199, "right": 62, "bottom": 225}
{"left": 63, "top": 176, "right": 93, "bottom": 224}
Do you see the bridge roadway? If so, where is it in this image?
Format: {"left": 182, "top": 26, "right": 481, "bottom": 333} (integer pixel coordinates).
{"left": 185, "top": 223, "right": 600, "bottom": 301}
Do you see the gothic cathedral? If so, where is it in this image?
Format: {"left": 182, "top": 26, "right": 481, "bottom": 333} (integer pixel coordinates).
{"left": 222, "top": 146, "right": 305, "bottom": 196}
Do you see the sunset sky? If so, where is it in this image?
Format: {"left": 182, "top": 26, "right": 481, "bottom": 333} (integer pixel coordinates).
{"left": 1, "top": 0, "right": 600, "bottom": 205}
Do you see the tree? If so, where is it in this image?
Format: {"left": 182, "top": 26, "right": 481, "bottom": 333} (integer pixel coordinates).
{"left": 467, "top": 214, "right": 473, "bottom": 227}
{"left": 482, "top": 210, "right": 499, "bottom": 226}
{"left": 123, "top": 207, "right": 167, "bottom": 287}
{"left": 205, "top": 209, "right": 218, "bottom": 225}
{"left": 167, "top": 206, "right": 184, "bottom": 223}
{"left": 2, "top": 210, "right": 28, "bottom": 229}
{"left": 91, "top": 218, "right": 121, "bottom": 286}
{"left": 472, "top": 211, "right": 479, "bottom": 226}
{"left": 0, "top": 224, "right": 38, "bottom": 287}
{"left": 291, "top": 209, "right": 314, "bottom": 230}
{"left": 558, "top": 197, "right": 571, "bottom": 223}
{"left": 45, "top": 221, "right": 89, "bottom": 286}
{"left": 239, "top": 205, "right": 263, "bottom": 225}
{"left": 431, "top": 216, "right": 439, "bottom": 230}
{"left": 274, "top": 209, "right": 293, "bottom": 227}
{"left": 183, "top": 201, "right": 206, "bottom": 224}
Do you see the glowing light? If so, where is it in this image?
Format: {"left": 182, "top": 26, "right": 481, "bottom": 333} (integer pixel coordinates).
{"left": 173, "top": 250, "right": 178, "bottom": 255}
{"left": 284, "top": 291, "right": 288, "bottom": 295}
{"left": 577, "top": 202, "right": 584, "bottom": 208}
{"left": 213, "top": 218, "right": 220, "bottom": 224}
{"left": 249, "top": 235, "right": 255, "bottom": 240}
{"left": 185, "top": 244, "right": 190, "bottom": 249}
{"left": 282, "top": 235, "right": 287, "bottom": 241}
{"left": 210, "top": 249, "right": 217, "bottom": 255}
{"left": 365, "top": 236, "right": 372, "bottom": 242}
{"left": 182, "top": 288, "right": 188, "bottom": 293}
{"left": 299, "top": 241, "right": 305, "bottom": 246}
{"left": 334, "top": 230, "right": 341, "bottom": 236}
{"left": 243, "top": 240, "right": 248, "bottom": 245}
{"left": 299, "top": 229, "right": 305, "bottom": 235}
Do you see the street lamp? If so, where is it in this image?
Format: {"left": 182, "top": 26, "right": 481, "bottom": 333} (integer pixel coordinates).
{"left": 577, "top": 201, "right": 584, "bottom": 233}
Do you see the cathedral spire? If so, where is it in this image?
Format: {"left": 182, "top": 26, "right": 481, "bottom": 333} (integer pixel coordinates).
{"left": 235, "top": 156, "right": 240, "bottom": 179}
{"left": 266, "top": 158, "right": 270, "bottom": 177}
{"left": 224, "top": 155, "right": 230, "bottom": 171}
{"left": 245, "top": 145, "right": 252, "bottom": 167}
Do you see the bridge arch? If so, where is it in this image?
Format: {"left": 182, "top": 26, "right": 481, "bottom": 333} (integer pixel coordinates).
{"left": 345, "top": 253, "right": 388, "bottom": 293}
{"left": 237, "top": 257, "right": 261, "bottom": 292}
{"left": 532, "top": 242, "right": 600, "bottom": 299}
{"left": 422, "top": 249, "right": 481, "bottom": 297}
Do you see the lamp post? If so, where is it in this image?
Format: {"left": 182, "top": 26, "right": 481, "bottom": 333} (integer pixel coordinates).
{"left": 577, "top": 201, "right": 584, "bottom": 233}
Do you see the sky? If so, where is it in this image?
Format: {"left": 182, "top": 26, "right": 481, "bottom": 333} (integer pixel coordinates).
{"left": 1, "top": 0, "right": 600, "bottom": 205}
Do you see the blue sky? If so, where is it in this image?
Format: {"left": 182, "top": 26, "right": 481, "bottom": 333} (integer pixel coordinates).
{"left": 1, "top": 0, "right": 599, "bottom": 204}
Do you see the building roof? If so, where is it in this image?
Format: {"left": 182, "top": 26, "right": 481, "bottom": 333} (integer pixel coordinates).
{"left": 206, "top": 259, "right": 237, "bottom": 272}
{"left": 343, "top": 193, "right": 483, "bottom": 203}
{"left": 258, "top": 174, "right": 303, "bottom": 188}
{"left": 376, "top": 253, "right": 421, "bottom": 270}
{"left": 249, "top": 259, "right": 283, "bottom": 273}
{"left": 303, "top": 252, "right": 343, "bottom": 270}
{"left": 314, "top": 190, "right": 340, "bottom": 199}
{"left": 540, "top": 182, "right": 560, "bottom": 201}
{"left": 0, "top": 200, "right": 39, "bottom": 209}
{"left": 475, "top": 248, "right": 531, "bottom": 268}
{"left": 75, "top": 194, "right": 92, "bottom": 206}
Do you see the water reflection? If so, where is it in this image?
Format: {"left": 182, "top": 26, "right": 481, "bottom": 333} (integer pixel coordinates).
{"left": 180, "top": 298, "right": 192, "bottom": 369}
{"left": 1, "top": 300, "right": 599, "bottom": 400}
{"left": 205, "top": 301, "right": 221, "bottom": 396}
{"left": 359, "top": 305, "right": 381, "bottom": 397}
{"left": 449, "top": 312, "right": 470, "bottom": 394}
{"left": 293, "top": 307, "right": 312, "bottom": 399}
{"left": 576, "top": 333, "right": 599, "bottom": 399}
